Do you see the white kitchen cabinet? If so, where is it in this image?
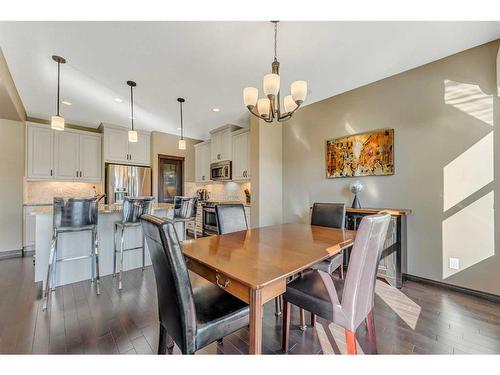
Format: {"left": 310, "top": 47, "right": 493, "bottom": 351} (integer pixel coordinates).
{"left": 210, "top": 124, "right": 241, "bottom": 162}
{"left": 195, "top": 140, "right": 211, "bottom": 183}
{"left": 102, "top": 123, "right": 151, "bottom": 165}
{"left": 23, "top": 207, "right": 37, "bottom": 251}
{"left": 26, "top": 123, "right": 102, "bottom": 182}
{"left": 232, "top": 129, "right": 251, "bottom": 180}
{"left": 54, "top": 131, "right": 80, "bottom": 180}
{"left": 128, "top": 132, "right": 150, "bottom": 165}
{"left": 27, "top": 124, "right": 54, "bottom": 179}
{"left": 79, "top": 134, "right": 102, "bottom": 181}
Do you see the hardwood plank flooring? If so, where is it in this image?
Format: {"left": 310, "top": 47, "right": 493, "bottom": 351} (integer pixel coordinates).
{"left": 1, "top": 256, "right": 499, "bottom": 354}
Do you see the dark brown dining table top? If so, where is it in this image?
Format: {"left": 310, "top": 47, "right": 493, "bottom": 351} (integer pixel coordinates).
{"left": 181, "top": 223, "right": 356, "bottom": 289}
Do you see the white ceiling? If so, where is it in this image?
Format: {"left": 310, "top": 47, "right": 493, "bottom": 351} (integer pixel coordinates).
{"left": 0, "top": 21, "right": 499, "bottom": 140}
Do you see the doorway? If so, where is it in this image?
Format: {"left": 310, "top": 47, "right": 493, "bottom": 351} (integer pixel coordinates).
{"left": 158, "top": 155, "right": 184, "bottom": 203}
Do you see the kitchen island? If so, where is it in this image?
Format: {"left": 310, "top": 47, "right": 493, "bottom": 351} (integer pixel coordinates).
{"left": 32, "top": 203, "right": 184, "bottom": 288}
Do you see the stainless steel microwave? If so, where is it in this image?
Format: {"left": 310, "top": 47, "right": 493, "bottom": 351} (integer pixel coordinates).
{"left": 210, "top": 161, "right": 232, "bottom": 181}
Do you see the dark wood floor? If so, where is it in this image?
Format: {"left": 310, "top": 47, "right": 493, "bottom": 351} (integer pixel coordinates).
{"left": 1, "top": 256, "right": 500, "bottom": 354}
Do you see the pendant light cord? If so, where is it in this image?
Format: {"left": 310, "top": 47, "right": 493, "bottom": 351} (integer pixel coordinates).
{"left": 130, "top": 85, "right": 134, "bottom": 131}
{"left": 274, "top": 22, "right": 278, "bottom": 62}
{"left": 179, "top": 101, "right": 184, "bottom": 140}
{"left": 56, "top": 61, "right": 60, "bottom": 116}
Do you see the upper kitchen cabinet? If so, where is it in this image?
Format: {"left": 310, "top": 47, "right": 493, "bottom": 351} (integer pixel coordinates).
{"left": 27, "top": 124, "right": 54, "bottom": 179}
{"left": 210, "top": 124, "right": 241, "bottom": 163}
{"left": 232, "top": 129, "right": 251, "bottom": 181}
{"left": 194, "top": 140, "right": 211, "bottom": 183}
{"left": 101, "top": 123, "right": 151, "bottom": 165}
{"left": 26, "top": 123, "right": 102, "bottom": 182}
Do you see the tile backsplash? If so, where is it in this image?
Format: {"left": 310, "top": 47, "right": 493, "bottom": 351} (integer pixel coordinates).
{"left": 24, "top": 180, "right": 103, "bottom": 204}
{"left": 186, "top": 181, "right": 251, "bottom": 204}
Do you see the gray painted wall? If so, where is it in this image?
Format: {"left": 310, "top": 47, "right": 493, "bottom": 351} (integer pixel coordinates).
{"left": 283, "top": 40, "right": 500, "bottom": 295}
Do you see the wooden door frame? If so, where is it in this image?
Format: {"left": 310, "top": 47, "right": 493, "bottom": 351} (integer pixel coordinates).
{"left": 158, "top": 154, "right": 185, "bottom": 202}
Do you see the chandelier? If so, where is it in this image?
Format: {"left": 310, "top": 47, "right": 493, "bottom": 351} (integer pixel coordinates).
{"left": 243, "top": 21, "right": 307, "bottom": 123}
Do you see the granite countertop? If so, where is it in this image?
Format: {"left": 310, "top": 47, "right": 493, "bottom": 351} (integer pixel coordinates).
{"left": 27, "top": 203, "right": 174, "bottom": 215}
{"left": 200, "top": 200, "right": 251, "bottom": 207}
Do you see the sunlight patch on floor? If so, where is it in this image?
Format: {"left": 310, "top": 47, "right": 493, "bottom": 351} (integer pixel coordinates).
{"left": 375, "top": 280, "right": 422, "bottom": 330}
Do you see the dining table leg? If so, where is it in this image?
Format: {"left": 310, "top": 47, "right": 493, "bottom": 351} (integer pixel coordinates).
{"left": 249, "top": 288, "right": 263, "bottom": 354}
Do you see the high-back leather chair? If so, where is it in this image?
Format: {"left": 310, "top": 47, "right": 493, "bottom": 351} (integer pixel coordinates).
{"left": 43, "top": 195, "right": 105, "bottom": 311}
{"left": 215, "top": 204, "right": 247, "bottom": 234}
{"left": 140, "top": 214, "right": 249, "bottom": 354}
{"left": 167, "top": 196, "right": 198, "bottom": 240}
{"left": 282, "top": 213, "right": 391, "bottom": 354}
{"left": 113, "top": 196, "right": 155, "bottom": 290}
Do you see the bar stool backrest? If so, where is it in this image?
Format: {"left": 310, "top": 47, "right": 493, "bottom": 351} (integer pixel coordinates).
{"left": 53, "top": 197, "right": 100, "bottom": 229}
{"left": 172, "top": 196, "right": 198, "bottom": 220}
{"left": 122, "top": 196, "right": 155, "bottom": 224}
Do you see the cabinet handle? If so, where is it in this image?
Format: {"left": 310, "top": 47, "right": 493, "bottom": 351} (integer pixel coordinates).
{"left": 202, "top": 176, "right": 205, "bottom": 181}
{"left": 76, "top": 170, "right": 79, "bottom": 177}
{"left": 218, "top": 154, "right": 221, "bottom": 160}
{"left": 79, "top": 171, "right": 82, "bottom": 178}
{"left": 50, "top": 169, "right": 53, "bottom": 176}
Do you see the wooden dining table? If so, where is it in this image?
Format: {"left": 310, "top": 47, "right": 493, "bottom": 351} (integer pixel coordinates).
{"left": 181, "top": 222, "right": 356, "bottom": 354}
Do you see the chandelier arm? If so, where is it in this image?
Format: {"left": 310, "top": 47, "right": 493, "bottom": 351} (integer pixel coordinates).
{"left": 248, "top": 107, "right": 273, "bottom": 123}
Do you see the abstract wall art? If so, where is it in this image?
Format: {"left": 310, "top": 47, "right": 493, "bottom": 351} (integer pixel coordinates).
{"left": 326, "top": 129, "right": 394, "bottom": 178}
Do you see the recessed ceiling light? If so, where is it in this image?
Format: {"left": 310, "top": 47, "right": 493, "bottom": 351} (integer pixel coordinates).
{"left": 62, "top": 100, "right": 72, "bottom": 106}
{"left": 114, "top": 98, "right": 123, "bottom": 103}
{"left": 212, "top": 108, "right": 220, "bottom": 112}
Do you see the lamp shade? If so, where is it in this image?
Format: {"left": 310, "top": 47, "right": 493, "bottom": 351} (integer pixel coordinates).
{"left": 283, "top": 95, "right": 298, "bottom": 113}
{"left": 128, "top": 130, "right": 138, "bottom": 143}
{"left": 51, "top": 115, "right": 65, "bottom": 131}
{"left": 243, "top": 87, "right": 258, "bottom": 107}
{"left": 257, "top": 98, "right": 270, "bottom": 117}
{"left": 263, "top": 73, "right": 280, "bottom": 97}
{"left": 291, "top": 80, "right": 307, "bottom": 102}
{"left": 178, "top": 139, "right": 186, "bottom": 150}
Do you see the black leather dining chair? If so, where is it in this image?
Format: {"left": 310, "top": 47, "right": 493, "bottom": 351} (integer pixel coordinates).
{"left": 310, "top": 202, "right": 347, "bottom": 277}
{"left": 140, "top": 214, "right": 249, "bottom": 354}
{"left": 282, "top": 213, "right": 391, "bottom": 354}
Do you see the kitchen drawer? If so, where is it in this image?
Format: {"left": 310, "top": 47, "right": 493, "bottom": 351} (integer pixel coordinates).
{"left": 185, "top": 257, "right": 250, "bottom": 303}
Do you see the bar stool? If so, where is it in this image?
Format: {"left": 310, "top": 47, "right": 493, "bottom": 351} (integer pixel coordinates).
{"left": 166, "top": 196, "right": 198, "bottom": 240}
{"left": 43, "top": 195, "right": 105, "bottom": 311}
{"left": 113, "top": 196, "right": 155, "bottom": 290}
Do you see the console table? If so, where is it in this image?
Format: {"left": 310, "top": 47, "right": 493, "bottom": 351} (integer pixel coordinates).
{"left": 345, "top": 208, "right": 411, "bottom": 289}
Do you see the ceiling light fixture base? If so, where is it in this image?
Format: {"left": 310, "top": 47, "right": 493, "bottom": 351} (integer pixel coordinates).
{"left": 52, "top": 55, "right": 66, "bottom": 64}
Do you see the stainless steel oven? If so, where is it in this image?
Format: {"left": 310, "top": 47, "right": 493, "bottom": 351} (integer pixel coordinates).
{"left": 210, "top": 161, "right": 232, "bottom": 181}
{"left": 202, "top": 204, "right": 218, "bottom": 235}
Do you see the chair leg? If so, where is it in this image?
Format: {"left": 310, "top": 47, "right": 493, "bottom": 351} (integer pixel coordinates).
{"left": 274, "top": 296, "right": 282, "bottom": 316}
{"left": 113, "top": 224, "right": 117, "bottom": 277}
{"left": 43, "top": 236, "right": 56, "bottom": 311}
{"left": 345, "top": 329, "right": 357, "bottom": 354}
{"left": 93, "top": 229, "right": 100, "bottom": 295}
{"left": 193, "top": 220, "right": 197, "bottom": 239}
{"left": 366, "top": 309, "right": 377, "bottom": 354}
{"left": 340, "top": 264, "right": 344, "bottom": 279}
{"left": 311, "top": 312, "right": 316, "bottom": 327}
{"left": 119, "top": 226, "right": 125, "bottom": 290}
{"left": 50, "top": 235, "right": 58, "bottom": 292}
{"left": 299, "top": 308, "right": 307, "bottom": 331}
{"left": 141, "top": 231, "right": 145, "bottom": 271}
{"left": 281, "top": 300, "right": 291, "bottom": 353}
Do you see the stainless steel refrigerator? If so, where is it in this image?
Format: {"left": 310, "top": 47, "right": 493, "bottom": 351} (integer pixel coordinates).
{"left": 105, "top": 164, "right": 152, "bottom": 204}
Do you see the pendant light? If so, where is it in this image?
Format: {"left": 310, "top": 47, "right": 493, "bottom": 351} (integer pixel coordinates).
{"left": 177, "top": 97, "right": 186, "bottom": 150}
{"left": 127, "top": 80, "right": 138, "bottom": 143}
{"left": 51, "top": 55, "right": 66, "bottom": 131}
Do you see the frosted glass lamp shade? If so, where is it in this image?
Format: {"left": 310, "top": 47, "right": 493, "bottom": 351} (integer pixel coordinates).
{"left": 128, "top": 130, "right": 138, "bottom": 143}
{"left": 284, "top": 95, "right": 298, "bottom": 113}
{"left": 178, "top": 139, "right": 186, "bottom": 150}
{"left": 263, "top": 73, "right": 280, "bottom": 97}
{"left": 243, "top": 87, "right": 258, "bottom": 107}
{"left": 257, "top": 98, "right": 270, "bottom": 117}
{"left": 51, "top": 115, "right": 65, "bottom": 131}
{"left": 291, "top": 80, "right": 307, "bottom": 102}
